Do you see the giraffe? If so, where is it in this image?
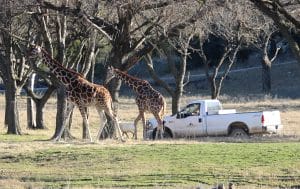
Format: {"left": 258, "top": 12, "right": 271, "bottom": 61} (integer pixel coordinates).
{"left": 105, "top": 66, "right": 166, "bottom": 140}
{"left": 28, "top": 45, "right": 123, "bottom": 142}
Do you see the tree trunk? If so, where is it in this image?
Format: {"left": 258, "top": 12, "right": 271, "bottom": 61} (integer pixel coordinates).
{"left": 262, "top": 56, "right": 272, "bottom": 94}
{"left": 100, "top": 48, "right": 123, "bottom": 139}
{"left": 210, "top": 77, "right": 218, "bottom": 99}
{"left": 171, "top": 92, "right": 181, "bottom": 115}
{"left": 25, "top": 84, "right": 56, "bottom": 129}
{"left": 51, "top": 85, "right": 73, "bottom": 140}
{"left": 27, "top": 74, "right": 36, "bottom": 129}
{"left": 27, "top": 97, "right": 36, "bottom": 129}
{"left": 173, "top": 43, "right": 188, "bottom": 114}
{"left": 4, "top": 93, "right": 9, "bottom": 128}
{"left": 261, "top": 34, "right": 276, "bottom": 95}
{"left": 5, "top": 84, "right": 21, "bottom": 134}
{"left": 35, "top": 100, "right": 46, "bottom": 129}
{"left": 98, "top": 80, "right": 121, "bottom": 139}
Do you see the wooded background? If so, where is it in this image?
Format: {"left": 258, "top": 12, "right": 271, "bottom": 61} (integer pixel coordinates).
{"left": 1, "top": 0, "right": 300, "bottom": 139}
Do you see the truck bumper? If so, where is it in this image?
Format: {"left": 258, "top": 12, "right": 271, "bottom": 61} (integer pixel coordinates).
{"left": 262, "top": 124, "right": 283, "bottom": 134}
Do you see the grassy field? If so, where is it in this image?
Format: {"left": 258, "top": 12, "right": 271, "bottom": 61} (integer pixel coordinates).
{"left": 0, "top": 140, "right": 299, "bottom": 189}
{"left": 0, "top": 95, "right": 300, "bottom": 188}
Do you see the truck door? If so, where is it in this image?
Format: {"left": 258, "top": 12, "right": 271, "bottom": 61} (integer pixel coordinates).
{"left": 173, "top": 103, "right": 205, "bottom": 137}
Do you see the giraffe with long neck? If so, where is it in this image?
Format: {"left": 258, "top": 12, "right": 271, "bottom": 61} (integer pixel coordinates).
{"left": 105, "top": 66, "right": 166, "bottom": 139}
{"left": 28, "top": 45, "right": 123, "bottom": 142}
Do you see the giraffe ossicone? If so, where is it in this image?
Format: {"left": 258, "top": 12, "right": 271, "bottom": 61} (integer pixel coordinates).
{"left": 28, "top": 45, "right": 124, "bottom": 142}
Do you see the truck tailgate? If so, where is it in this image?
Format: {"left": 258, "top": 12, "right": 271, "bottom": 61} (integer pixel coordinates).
{"left": 262, "top": 111, "right": 281, "bottom": 126}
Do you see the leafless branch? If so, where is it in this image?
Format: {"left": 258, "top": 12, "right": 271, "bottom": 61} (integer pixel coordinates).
{"left": 270, "top": 47, "right": 281, "bottom": 62}
{"left": 144, "top": 54, "right": 174, "bottom": 96}
{"left": 275, "top": 0, "right": 300, "bottom": 29}
{"left": 37, "top": 0, "right": 116, "bottom": 39}
{"left": 183, "top": 71, "right": 190, "bottom": 87}
{"left": 0, "top": 27, "right": 28, "bottom": 42}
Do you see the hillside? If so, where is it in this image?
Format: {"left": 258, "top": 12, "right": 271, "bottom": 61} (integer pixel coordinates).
{"left": 185, "top": 61, "right": 300, "bottom": 100}
{"left": 120, "top": 51, "right": 300, "bottom": 100}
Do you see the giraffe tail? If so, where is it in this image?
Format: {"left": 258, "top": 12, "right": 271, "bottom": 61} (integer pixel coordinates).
{"left": 111, "top": 100, "right": 118, "bottom": 118}
{"left": 160, "top": 97, "right": 167, "bottom": 119}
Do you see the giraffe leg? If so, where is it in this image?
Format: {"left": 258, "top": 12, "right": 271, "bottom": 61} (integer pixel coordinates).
{"left": 154, "top": 114, "right": 164, "bottom": 140}
{"left": 140, "top": 112, "right": 147, "bottom": 140}
{"left": 122, "top": 131, "right": 129, "bottom": 139}
{"left": 95, "top": 108, "right": 107, "bottom": 140}
{"left": 114, "top": 116, "right": 125, "bottom": 142}
{"left": 78, "top": 106, "right": 92, "bottom": 142}
{"left": 105, "top": 108, "right": 124, "bottom": 142}
{"left": 96, "top": 106, "right": 124, "bottom": 142}
{"left": 134, "top": 113, "right": 143, "bottom": 140}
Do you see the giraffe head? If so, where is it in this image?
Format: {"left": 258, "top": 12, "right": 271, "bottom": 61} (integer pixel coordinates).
{"left": 104, "top": 66, "right": 116, "bottom": 84}
{"left": 27, "top": 45, "right": 42, "bottom": 59}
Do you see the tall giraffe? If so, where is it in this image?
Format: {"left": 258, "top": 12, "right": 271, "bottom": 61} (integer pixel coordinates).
{"left": 105, "top": 66, "right": 166, "bottom": 139}
{"left": 28, "top": 45, "right": 123, "bottom": 142}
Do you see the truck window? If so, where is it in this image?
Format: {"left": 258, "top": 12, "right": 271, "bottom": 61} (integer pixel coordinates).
{"left": 206, "top": 101, "right": 222, "bottom": 114}
{"left": 190, "top": 103, "right": 200, "bottom": 116}
{"left": 177, "top": 103, "right": 200, "bottom": 118}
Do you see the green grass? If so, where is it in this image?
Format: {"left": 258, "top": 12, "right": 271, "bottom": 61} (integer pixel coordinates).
{"left": 0, "top": 133, "right": 48, "bottom": 142}
{"left": 0, "top": 141, "right": 299, "bottom": 188}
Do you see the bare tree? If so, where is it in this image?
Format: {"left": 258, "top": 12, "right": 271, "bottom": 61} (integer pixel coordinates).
{"left": 248, "top": 0, "right": 300, "bottom": 66}
{"left": 195, "top": 1, "right": 244, "bottom": 99}
{"left": 260, "top": 31, "right": 281, "bottom": 94}
{"left": 0, "top": 1, "right": 33, "bottom": 134}
{"left": 198, "top": 39, "right": 241, "bottom": 99}
{"left": 241, "top": 10, "right": 280, "bottom": 95}
{"left": 225, "top": 1, "right": 282, "bottom": 95}
{"left": 145, "top": 32, "right": 195, "bottom": 114}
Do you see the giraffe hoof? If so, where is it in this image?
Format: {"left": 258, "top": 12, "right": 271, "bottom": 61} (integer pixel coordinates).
{"left": 117, "top": 136, "right": 126, "bottom": 142}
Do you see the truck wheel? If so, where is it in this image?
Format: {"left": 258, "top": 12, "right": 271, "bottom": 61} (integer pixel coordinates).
{"left": 163, "top": 130, "right": 172, "bottom": 139}
{"left": 152, "top": 129, "right": 172, "bottom": 140}
{"left": 229, "top": 128, "right": 249, "bottom": 138}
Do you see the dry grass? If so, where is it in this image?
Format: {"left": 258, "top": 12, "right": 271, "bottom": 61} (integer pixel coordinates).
{"left": 0, "top": 94, "right": 299, "bottom": 139}
{"left": 0, "top": 95, "right": 155, "bottom": 140}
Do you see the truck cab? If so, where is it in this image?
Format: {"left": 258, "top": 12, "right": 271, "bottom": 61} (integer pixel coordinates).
{"left": 147, "top": 100, "right": 223, "bottom": 138}
{"left": 164, "top": 100, "right": 223, "bottom": 138}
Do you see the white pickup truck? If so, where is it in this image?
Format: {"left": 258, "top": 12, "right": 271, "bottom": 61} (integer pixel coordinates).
{"left": 146, "top": 99, "right": 283, "bottom": 139}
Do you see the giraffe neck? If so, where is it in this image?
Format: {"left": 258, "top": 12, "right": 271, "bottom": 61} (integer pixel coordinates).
{"left": 40, "top": 49, "right": 76, "bottom": 87}
{"left": 114, "top": 69, "right": 146, "bottom": 93}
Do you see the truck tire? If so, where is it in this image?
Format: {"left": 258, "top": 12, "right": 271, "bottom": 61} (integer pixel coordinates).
{"left": 152, "top": 128, "right": 172, "bottom": 140}
{"left": 229, "top": 128, "right": 249, "bottom": 138}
